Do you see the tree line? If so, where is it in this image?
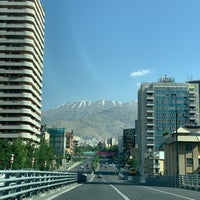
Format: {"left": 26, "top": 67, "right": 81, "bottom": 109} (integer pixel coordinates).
{"left": 0, "top": 138, "right": 55, "bottom": 170}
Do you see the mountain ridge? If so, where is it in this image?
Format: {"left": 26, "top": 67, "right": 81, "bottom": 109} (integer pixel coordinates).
{"left": 41, "top": 100, "right": 138, "bottom": 139}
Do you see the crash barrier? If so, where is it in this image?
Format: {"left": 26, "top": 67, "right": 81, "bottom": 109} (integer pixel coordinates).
{"left": 0, "top": 170, "right": 87, "bottom": 200}
{"left": 119, "top": 171, "right": 200, "bottom": 191}
{"left": 118, "top": 171, "right": 140, "bottom": 184}
{"left": 146, "top": 174, "right": 200, "bottom": 191}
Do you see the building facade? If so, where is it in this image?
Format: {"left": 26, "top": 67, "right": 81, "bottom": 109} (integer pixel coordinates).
{"left": 188, "top": 80, "right": 200, "bottom": 119}
{"left": 138, "top": 76, "right": 199, "bottom": 176}
{"left": 105, "top": 137, "right": 116, "bottom": 148}
{"left": 66, "top": 130, "right": 74, "bottom": 156}
{"left": 123, "top": 128, "right": 137, "bottom": 168}
{"left": 164, "top": 126, "right": 200, "bottom": 175}
{"left": 48, "top": 128, "right": 66, "bottom": 158}
{"left": 0, "top": 0, "right": 45, "bottom": 143}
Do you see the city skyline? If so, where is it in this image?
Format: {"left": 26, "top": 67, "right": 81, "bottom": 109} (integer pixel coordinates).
{"left": 41, "top": 0, "right": 200, "bottom": 110}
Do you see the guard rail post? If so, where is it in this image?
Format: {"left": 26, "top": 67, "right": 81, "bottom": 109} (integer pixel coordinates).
{"left": 3, "top": 173, "right": 10, "bottom": 196}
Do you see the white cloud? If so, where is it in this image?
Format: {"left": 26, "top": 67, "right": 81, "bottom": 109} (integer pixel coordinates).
{"left": 130, "top": 69, "right": 153, "bottom": 78}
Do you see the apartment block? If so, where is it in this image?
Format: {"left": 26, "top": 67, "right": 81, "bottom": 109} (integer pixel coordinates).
{"left": 0, "top": 0, "right": 45, "bottom": 143}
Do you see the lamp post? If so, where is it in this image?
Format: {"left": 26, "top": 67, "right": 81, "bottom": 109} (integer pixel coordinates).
{"left": 44, "top": 161, "right": 47, "bottom": 170}
{"left": 168, "top": 93, "right": 179, "bottom": 175}
{"left": 10, "top": 154, "right": 14, "bottom": 170}
{"left": 31, "top": 157, "right": 35, "bottom": 169}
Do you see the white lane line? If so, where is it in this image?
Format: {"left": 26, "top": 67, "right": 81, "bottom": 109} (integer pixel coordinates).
{"left": 102, "top": 176, "right": 130, "bottom": 200}
{"left": 47, "top": 184, "right": 82, "bottom": 200}
{"left": 110, "top": 184, "right": 130, "bottom": 200}
{"left": 141, "top": 186, "right": 196, "bottom": 200}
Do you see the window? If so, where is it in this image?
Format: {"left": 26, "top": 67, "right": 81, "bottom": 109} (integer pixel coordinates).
{"left": 186, "top": 144, "right": 192, "bottom": 151}
{"left": 186, "top": 158, "right": 193, "bottom": 166}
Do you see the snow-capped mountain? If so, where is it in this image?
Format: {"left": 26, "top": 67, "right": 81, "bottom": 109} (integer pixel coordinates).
{"left": 41, "top": 100, "right": 137, "bottom": 139}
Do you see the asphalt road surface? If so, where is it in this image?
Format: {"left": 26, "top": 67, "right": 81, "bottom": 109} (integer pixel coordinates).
{"left": 51, "top": 164, "right": 200, "bottom": 200}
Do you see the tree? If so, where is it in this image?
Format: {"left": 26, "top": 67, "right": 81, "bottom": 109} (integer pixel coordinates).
{"left": 34, "top": 138, "right": 55, "bottom": 170}
{"left": 25, "top": 140, "right": 36, "bottom": 169}
{"left": 0, "top": 139, "right": 12, "bottom": 169}
{"left": 0, "top": 137, "right": 55, "bottom": 170}
{"left": 11, "top": 139, "right": 28, "bottom": 169}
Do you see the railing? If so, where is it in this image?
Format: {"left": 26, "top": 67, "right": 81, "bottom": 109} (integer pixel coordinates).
{"left": 0, "top": 170, "right": 81, "bottom": 200}
{"left": 145, "top": 174, "right": 200, "bottom": 191}
{"left": 119, "top": 171, "right": 200, "bottom": 191}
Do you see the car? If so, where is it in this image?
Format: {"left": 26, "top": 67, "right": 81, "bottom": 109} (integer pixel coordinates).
{"left": 97, "top": 174, "right": 102, "bottom": 178}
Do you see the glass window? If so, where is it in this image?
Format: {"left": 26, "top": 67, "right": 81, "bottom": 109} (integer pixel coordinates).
{"left": 186, "top": 158, "right": 193, "bottom": 166}
{"left": 186, "top": 144, "right": 192, "bottom": 151}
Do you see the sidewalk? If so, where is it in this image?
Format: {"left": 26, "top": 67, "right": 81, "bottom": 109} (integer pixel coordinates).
{"left": 66, "top": 161, "right": 82, "bottom": 171}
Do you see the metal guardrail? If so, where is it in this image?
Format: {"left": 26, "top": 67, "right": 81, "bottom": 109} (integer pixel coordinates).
{"left": 0, "top": 170, "right": 80, "bottom": 200}
{"left": 146, "top": 174, "right": 200, "bottom": 191}
{"left": 119, "top": 172, "right": 200, "bottom": 191}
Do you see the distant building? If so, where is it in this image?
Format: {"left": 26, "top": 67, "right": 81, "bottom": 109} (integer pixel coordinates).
{"left": 164, "top": 126, "right": 200, "bottom": 175}
{"left": 123, "top": 128, "right": 137, "bottom": 167}
{"left": 0, "top": 0, "right": 45, "bottom": 143}
{"left": 138, "top": 76, "right": 199, "bottom": 176}
{"left": 40, "top": 125, "right": 50, "bottom": 144}
{"left": 145, "top": 150, "right": 164, "bottom": 176}
{"left": 188, "top": 80, "right": 200, "bottom": 119}
{"left": 48, "top": 128, "right": 66, "bottom": 158}
{"left": 66, "top": 130, "right": 74, "bottom": 156}
{"left": 118, "top": 136, "right": 123, "bottom": 154}
{"left": 118, "top": 136, "right": 124, "bottom": 165}
{"left": 105, "top": 138, "right": 116, "bottom": 148}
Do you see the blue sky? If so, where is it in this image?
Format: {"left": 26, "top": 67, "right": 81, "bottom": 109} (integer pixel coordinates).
{"left": 41, "top": 0, "right": 200, "bottom": 110}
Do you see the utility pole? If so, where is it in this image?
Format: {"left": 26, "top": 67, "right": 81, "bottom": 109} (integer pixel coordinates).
{"left": 167, "top": 93, "right": 179, "bottom": 176}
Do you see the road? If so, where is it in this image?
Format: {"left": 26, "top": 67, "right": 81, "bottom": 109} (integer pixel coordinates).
{"left": 51, "top": 164, "right": 200, "bottom": 200}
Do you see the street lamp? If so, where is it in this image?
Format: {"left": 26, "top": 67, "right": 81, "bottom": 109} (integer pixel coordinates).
{"left": 31, "top": 157, "right": 35, "bottom": 169}
{"left": 168, "top": 93, "right": 179, "bottom": 175}
{"left": 10, "top": 154, "right": 14, "bottom": 170}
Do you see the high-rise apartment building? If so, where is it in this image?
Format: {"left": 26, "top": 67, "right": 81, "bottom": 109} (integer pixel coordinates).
{"left": 0, "top": 0, "right": 45, "bottom": 143}
{"left": 138, "top": 76, "right": 199, "bottom": 176}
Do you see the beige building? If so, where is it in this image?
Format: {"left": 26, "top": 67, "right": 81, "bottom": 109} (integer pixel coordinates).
{"left": 145, "top": 150, "right": 164, "bottom": 176}
{"left": 0, "top": 0, "right": 45, "bottom": 143}
{"left": 164, "top": 126, "right": 200, "bottom": 175}
{"left": 105, "top": 137, "right": 116, "bottom": 148}
{"left": 66, "top": 131, "right": 74, "bottom": 156}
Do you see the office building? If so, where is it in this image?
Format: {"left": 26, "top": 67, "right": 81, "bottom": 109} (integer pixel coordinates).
{"left": 0, "top": 0, "right": 45, "bottom": 143}
{"left": 138, "top": 76, "right": 199, "bottom": 176}
{"left": 48, "top": 128, "right": 66, "bottom": 158}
